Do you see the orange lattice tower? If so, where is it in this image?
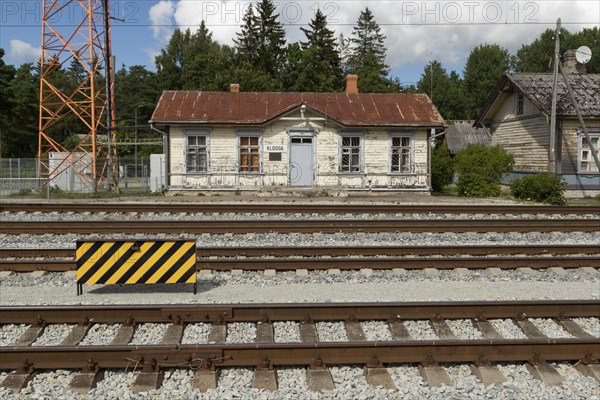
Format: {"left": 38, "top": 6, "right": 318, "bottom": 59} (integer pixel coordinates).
{"left": 38, "top": 0, "right": 116, "bottom": 192}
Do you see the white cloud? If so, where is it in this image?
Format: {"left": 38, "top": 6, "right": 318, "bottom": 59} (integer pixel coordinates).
{"left": 149, "top": 0, "right": 175, "bottom": 43}
{"left": 7, "top": 39, "right": 40, "bottom": 64}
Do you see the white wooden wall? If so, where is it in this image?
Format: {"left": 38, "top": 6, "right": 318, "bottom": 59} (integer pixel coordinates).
{"left": 168, "top": 109, "right": 430, "bottom": 189}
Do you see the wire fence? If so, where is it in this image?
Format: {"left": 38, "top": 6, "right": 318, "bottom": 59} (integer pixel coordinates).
{"left": 0, "top": 157, "right": 154, "bottom": 197}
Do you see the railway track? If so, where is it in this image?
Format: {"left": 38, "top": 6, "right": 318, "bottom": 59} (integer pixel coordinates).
{"left": 1, "top": 203, "right": 598, "bottom": 215}
{"left": 1, "top": 218, "right": 599, "bottom": 234}
{"left": 1, "top": 202, "right": 598, "bottom": 395}
{"left": 1, "top": 301, "right": 598, "bottom": 393}
{"left": 1, "top": 244, "right": 597, "bottom": 258}
{"left": 2, "top": 256, "right": 598, "bottom": 272}
{"left": 1, "top": 244, "right": 598, "bottom": 272}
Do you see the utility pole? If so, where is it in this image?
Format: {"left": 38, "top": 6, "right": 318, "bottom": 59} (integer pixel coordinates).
{"left": 549, "top": 18, "right": 560, "bottom": 174}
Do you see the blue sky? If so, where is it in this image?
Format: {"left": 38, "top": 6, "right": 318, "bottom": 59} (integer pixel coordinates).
{"left": 1, "top": 1, "right": 598, "bottom": 86}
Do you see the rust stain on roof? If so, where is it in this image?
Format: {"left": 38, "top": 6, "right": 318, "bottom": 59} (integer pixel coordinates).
{"left": 151, "top": 91, "right": 445, "bottom": 127}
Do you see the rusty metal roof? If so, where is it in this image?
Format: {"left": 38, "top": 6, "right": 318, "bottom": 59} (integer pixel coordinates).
{"left": 150, "top": 91, "right": 445, "bottom": 127}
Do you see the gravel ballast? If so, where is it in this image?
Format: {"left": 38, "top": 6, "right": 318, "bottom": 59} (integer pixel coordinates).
{"left": 2, "top": 362, "right": 598, "bottom": 399}
{"left": 1, "top": 198, "right": 598, "bottom": 399}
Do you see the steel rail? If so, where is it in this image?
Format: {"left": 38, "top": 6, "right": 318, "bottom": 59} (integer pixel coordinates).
{"left": 1, "top": 301, "right": 598, "bottom": 324}
{"left": 1, "top": 340, "right": 597, "bottom": 370}
{"left": 2, "top": 255, "right": 598, "bottom": 272}
{"left": 1, "top": 203, "right": 598, "bottom": 215}
{"left": 1, "top": 244, "right": 597, "bottom": 259}
{"left": 1, "top": 219, "right": 598, "bottom": 234}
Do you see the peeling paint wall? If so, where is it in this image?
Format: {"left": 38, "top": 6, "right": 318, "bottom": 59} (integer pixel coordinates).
{"left": 167, "top": 110, "right": 430, "bottom": 189}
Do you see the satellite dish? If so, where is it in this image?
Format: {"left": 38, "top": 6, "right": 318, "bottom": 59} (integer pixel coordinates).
{"left": 575, "top": 45, "right": 592, "bottom": 64}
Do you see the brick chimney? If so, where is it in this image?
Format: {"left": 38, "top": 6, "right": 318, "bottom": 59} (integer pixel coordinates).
{"left": 345, "top": 75, "right": 358, "bottom": 94}
{"left": 562, "top": 50, "right": 586, "bottom": 74}
{"left": 230, "top": 83, "right": 240, "bottom": 93}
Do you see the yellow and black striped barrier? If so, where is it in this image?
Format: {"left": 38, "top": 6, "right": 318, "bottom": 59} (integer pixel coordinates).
{"left": 75, "top": 239, "right": 197, "bottom": 295}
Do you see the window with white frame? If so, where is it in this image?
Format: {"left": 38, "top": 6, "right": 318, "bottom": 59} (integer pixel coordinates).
{"left": 340, "top": 135, "right": 362, "bottom": 172}
{"left": 239, "top": 135, "right": 261, "bottom": 173}
{"left": 186, "top": 134, "right": 208, "bottom": 173}
{"left": 390, "top": 135, "right": 414, "bottom": 173}
{"left": 580, "top": 134, "right": 600, "bottom": 173}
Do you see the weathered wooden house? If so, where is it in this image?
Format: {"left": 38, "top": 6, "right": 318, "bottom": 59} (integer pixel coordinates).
{"left": 474, "top": 54, "right": 600, "bottom": 190}
{"left": 150, "top": 75, "right": 445, "bottom": 192}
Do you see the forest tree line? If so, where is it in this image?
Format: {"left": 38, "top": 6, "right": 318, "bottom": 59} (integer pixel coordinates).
{"left": 0, "top": 0, "right": 598, "bottom": 158}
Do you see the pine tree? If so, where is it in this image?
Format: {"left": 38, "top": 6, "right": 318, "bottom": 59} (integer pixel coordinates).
{"left": 234, "top": 0, "right": 286, "bottom": 77}
{"left": 234, "top": 5, "right": 260, "bottom": 64}
{"left": 291, "top": 9, "right": 343, "bottom": 91}
{"left": 281, "top": 43, "right": 303, "bottom": 90}
{"left": 347, "top": 8, "right": 391, "bottom": 92}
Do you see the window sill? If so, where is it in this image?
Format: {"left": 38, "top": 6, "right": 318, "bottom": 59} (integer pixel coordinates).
{"left": 387, "top": 172, "right": 417, "bottom": 176}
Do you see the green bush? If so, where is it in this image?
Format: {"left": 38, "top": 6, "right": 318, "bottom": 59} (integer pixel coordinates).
{"left": 455, "top": 144, "right": 514, "bottom": 198}
{"left": 431, "top": 145, "right": 454, "bottom": 192}
{"left": 456, "top": 173, "right": 501, "bottom": 197}
{"left": 510, "top": 173, "right": 566, "bottom": 205}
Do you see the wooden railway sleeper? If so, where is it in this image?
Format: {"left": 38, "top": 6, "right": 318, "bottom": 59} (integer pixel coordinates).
{"left": 132, "top": 357, "right": 164, "bottom": 393}
{"left": 526, "top": 353, "right": 566, "bottom": 385}
{"left": 576, "top": 353, "right": 600, "bottom": 383}
{"left": 61, "top": 317, "right": 92, "bottom": 346}
{"left": 68, "top": 360, "right": 104, "bottom": 394}
{"left": 418, "top": 355, "right": 455, "bottom": 387}
{"left": 0, "top": 359, "right": 36, "bottom": 392}
{"left": 252, "top": 357, "right": 277, "bottom": 391}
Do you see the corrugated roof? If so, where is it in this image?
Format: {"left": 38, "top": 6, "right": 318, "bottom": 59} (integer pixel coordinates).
{"left": 445, "top": 122, "right": 490, "bottom": 154}
{"left": 508, "top": 73, "right": 600, "bottom": 117}
{"left": 150, "top": 91, "right": 445, "bottom": 127}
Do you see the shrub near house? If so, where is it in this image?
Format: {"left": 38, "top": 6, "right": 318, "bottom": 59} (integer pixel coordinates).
{"left": 511, "top": 173, "right": 567, "bottom": 205}
{"left": 454, "top": 144, "right": 514, "bottom": 197}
